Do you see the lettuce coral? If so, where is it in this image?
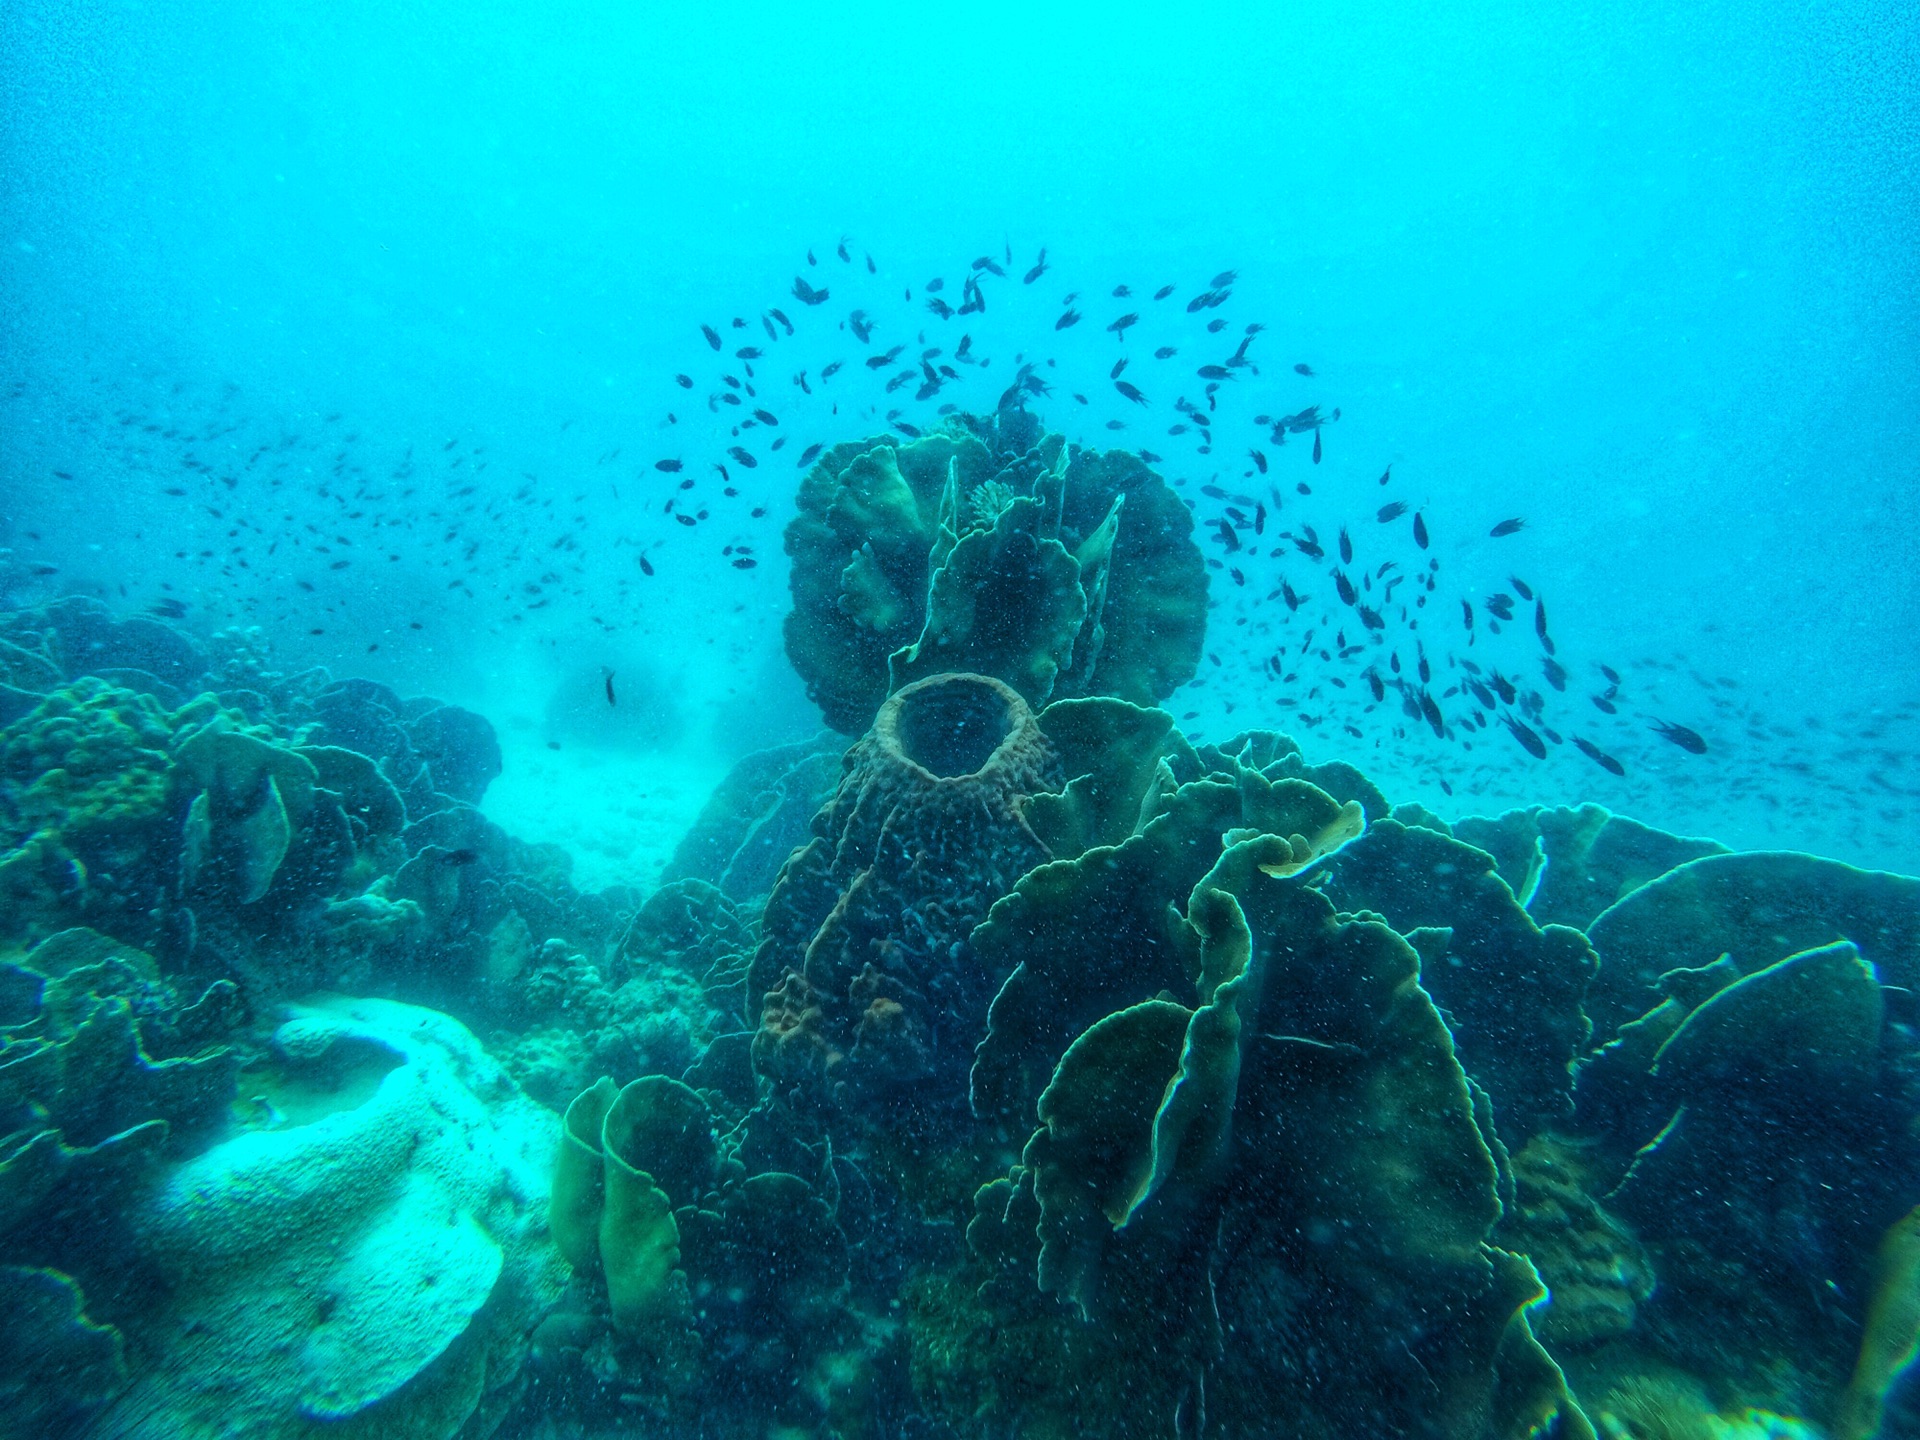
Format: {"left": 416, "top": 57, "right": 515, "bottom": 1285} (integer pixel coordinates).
{"left": 783, "top": 413, "right": 1205, "bottom": 733}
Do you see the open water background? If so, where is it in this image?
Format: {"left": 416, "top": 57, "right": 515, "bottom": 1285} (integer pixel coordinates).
{"left": 3, "top": 0, "right": 1916, "bottom": 874}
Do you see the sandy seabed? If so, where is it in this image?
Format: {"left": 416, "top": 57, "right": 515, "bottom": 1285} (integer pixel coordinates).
{"left": 481, "top": 733, "right": 729, "bottom": 895}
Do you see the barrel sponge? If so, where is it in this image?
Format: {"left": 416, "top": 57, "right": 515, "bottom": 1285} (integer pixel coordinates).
{"left": 748, "top": 673, "right": 1059, "bottom": 1116}
{"left": 106, "top": 996, "right": 565, "bottom": 1440}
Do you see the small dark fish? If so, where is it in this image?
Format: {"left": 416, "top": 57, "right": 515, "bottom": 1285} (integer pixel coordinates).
{"left": 1534, "top": 599, "right": 1549, "bottom": 642}
{"left": 1599, "top": 663, "right": 1621, "bottom": 684}
{"left": 1489, "top": 517, "right": 1527, "bottom": 538}
{"left": 1502, "top": 714, "right": 1548, "bottom": 759}
{"left": 1056, "top": 308, "right": 1082, "bottom": 330}
{"left": 1511, "top": 575, "right": 1534, "bottom": 600}
{"left": 727, "top": 446, "right": 758, "bottom": 468}
{"left": 654, "top": 458, "right": 682, "bottom": 472}
{"left": 1115, "top": 380, "right": 1148, "bottom": 405}
{"left": 848, "top": 311, "right": 875, "bottom": 343}
{"left": 1413, "top": 513, "right": 1429, "bottom": 549}
{"left": 753, "top": 408, "right": 779, "bottom": 426}
{"left": 1651, "top": 720, "right": 1708, "bottom": 754}
{"left": 820, "top": 360, "right": 844, "bottom": 381}
{"left": 798, "top": 442, "right": 824, "bottom": 467}
{"left": 1591, "top": 694, "right": 1618, "bottom": 714}
{"left": 604, "top": 670, "right": 617, "bottom": 706}
{"left": 1023, "top": 247, "right": 1050, "bottom": 284}
{"left": 1214, "top": 518, "right": 1241, "bottom": 552}
{"left": 1377, "top": 501, "right": 1407, "bottom": 523}
{"left": 1575, "top": 736, "right": 1626, "bottom": 775}
{"left": 701, "top": 324, "right": 722, "bottom": 350}
{"left": 1108, "top": 312, "right": 1139, "bottom": 337}
{"left": 638, "top": 554, "right": 655, "bottom": 576}
{"left": 1377, "top": 465, "right": 1392, "bottom": 486}
{"left": 1312, "top": 429, "right": 1323, "bottom": 464}
{"left": 971, "top": 255, "right": 1006, "bottom": 276}
{"left": 837, "top": 237, "right": 851, "bottom": 262}
{"left": 674, "top": 373, "right": 693, "bottom": 389}
{"left": 735, "top": 346, "right": 763, "bottom": 360}
{"left": 1542, "top": 655, "right": 1567, "bottom": 691}
{"left": 1154, "top": 283, "right": 1175, "bottom": 300}
{"left": 792, "top": 276, "right": 830, "bottom": 305}
{"left": 926, "top": 297, "right": 954, "bottom": 319}
{"left": 732, "top": 557, "right": 758, "bottom": 569}
{"left": 1197, "top": 364, "right": 1231, "bottom": 380}
{"left": 1250, "top": 449, "right": 1268, "bottom": 473}
{"left": 1338, "top": 528, "right": 1352, "bottom": 564}
{"left": 1461, "top": 599, "right": 1475, "bottom": 632}
{"left": 1334, "top": 570, "right": 1357, "bottom": 606}
{"left": 1211, "top": 269, "right": 1238, "bottom": 287}
{"left": 1419, "top": 691, "right": 1445, "bottom": 737}
{"left": 1294, "top": 363, "right": 1315, "bottom": 376}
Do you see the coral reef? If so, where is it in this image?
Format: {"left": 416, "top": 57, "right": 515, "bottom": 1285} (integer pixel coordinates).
{"left": 5, "top": 434, "right": 1919, "bottom": 1440}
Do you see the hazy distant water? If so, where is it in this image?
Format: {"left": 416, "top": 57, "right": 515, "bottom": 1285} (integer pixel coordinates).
{"left": 2, "top": 0, "right": 1915, "bottom": 872}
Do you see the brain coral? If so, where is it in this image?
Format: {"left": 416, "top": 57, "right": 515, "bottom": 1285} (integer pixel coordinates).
{"left": 102, "top": 997, "right": 566, "bottom": 1440}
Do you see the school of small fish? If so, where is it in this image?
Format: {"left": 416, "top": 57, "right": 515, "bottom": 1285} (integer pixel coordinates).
{"left": 4, "top": 238, "right": 1914, "bottom": 867}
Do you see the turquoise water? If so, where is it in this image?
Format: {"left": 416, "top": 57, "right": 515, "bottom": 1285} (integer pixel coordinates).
{"left": 1, "top": 3, "right": 1916, "bottom": 1438}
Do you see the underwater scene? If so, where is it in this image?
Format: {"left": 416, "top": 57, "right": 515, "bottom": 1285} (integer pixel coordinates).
{"left": 2, "top": 1, "right": 1917, "bottom": 1438}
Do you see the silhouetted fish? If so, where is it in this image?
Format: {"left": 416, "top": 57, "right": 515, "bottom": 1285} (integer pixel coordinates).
{"left": 1574, "top": 736, "right": 1625, "bottom": 775}
{"left": 1651, "top": 720, "right": 1708, "bottom": 754}
{"left": 1502, "top": 714, "right": 1547, "bottom": 759}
